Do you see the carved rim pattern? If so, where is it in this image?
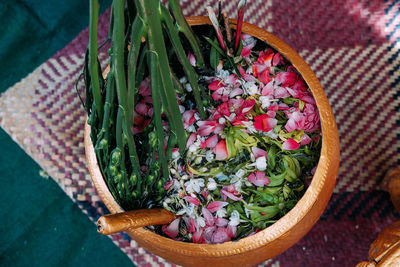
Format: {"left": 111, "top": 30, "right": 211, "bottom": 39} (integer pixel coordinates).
{"left": 85, "top": 16, "right": 340, "bottom": 259}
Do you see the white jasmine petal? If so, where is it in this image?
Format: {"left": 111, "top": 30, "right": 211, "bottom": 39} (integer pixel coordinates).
{"left": 185, "top": 83, "right": 193, "bottom": 92}
{"left": 205, "top": 150, "right": 214, "bottom": 162}
{"left": 256, "top": 156, "right": 267, "bottom": 171}
{"left": 216, "top": 208, "right": 227, "bottom": 218}
{"left": 229, "top": 210, "right": 240, "bottom": 226}
{"left": 179, "top": 77, "right": 187, "bottom": 84}
{"left": 196, "top": 217, "right": 206, "bottom": 227}
{"left": 207, "top": 178, "right": 217, "bottom": 191}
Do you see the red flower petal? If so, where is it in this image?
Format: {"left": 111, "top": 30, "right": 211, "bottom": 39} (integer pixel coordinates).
{"left": 197, "top": 121, "right": 217, "bottom": 137}
{"left": 254, "top": 114, "right": 277, "bottom": 132}
{"left": 282, "top": 138, "right": 300, "bottom": 150}
{"left": 300, "top": 134, "right": 312, "bottom": 145}
{"left": 205, "top": 135, "right": 219, "bottom": 148}
{"left": 215, "top": 218, "right": 229, "bottom": 227}
{"left": 162, "top": 218, "right": 180, "bottom": 239}
{"left": 186, "top": 133, "right": 197, "bottom": 148}
{"left": 240, "top": 99, "right": 256, "bottom": 114}
{"left": 188, "top": 52, "right": 196, "bottom": 66}
{"left": 213, "top": 140, "right": 228, "bottom": 160}
{"left": 275, "top": 72, "right": 298, "bottom": 87}
{"left": 227, "top": 224, "right": 237, "bottom": 238}
{"left": 208, "top": 80, "right": 224, "bottom": 91}
{"left": 211, "top": 227, "right": 230, "bottom": 244}
{"left": 247, "top": 171, "right": 270, "bottom": 187}
{"left": 163, "top": 180, "right": 174, "bottom": 190}
{"left": 207, "top": 201, "right": 229, "bottom": 213}
{"left": 202, "top": 207, "right": 215, "bottom": 226}
{"left": 251, "top": 147, "right": 268, "bottom": 159}
{"left": 183, "top": 196, "right": 200, "bottom": 206}
{"left": 135, "top": 102, "right": 149, "bottom": 116}
{"left": 182, "top": 110, "right": 198, "bottom": 127}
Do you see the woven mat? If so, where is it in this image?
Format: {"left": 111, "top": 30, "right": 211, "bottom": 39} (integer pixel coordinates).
{"left": 1, "top": 1, "right": 400, "bottom": 266}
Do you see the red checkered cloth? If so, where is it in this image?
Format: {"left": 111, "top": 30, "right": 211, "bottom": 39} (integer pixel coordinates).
{"left": 1, "top": 1, "right": 400, "bottom": 266}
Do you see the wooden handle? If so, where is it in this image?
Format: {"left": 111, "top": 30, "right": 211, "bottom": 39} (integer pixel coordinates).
{"left": 97, "top": 208, "right": 177, "bottom": 235}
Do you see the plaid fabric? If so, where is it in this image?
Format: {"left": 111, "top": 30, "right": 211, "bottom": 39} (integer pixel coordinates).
{"left": 1, "top": 1, "right": 400, "bottom": 266}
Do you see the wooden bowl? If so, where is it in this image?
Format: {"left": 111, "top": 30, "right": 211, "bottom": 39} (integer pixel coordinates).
{"left": 85, "top": 16, "right": 340, "bottom": 267}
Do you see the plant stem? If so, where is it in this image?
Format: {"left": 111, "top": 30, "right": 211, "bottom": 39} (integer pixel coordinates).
{"left": 89, "top": 0, "right": 103, "bottom": 119}
{"left": 113, "top": 0, "right": 141, "bottom": 177}
{"left": 161, "top": 6, "right": 206, "bottom": 119}
{"left": 142, "top": 0, "right": 187, "bottom": 153}
{"left": 168, "top": 0, "right": 204, "bottom": 66}
{"left": 127, "top": 16, "right": 145, "bottom": 130}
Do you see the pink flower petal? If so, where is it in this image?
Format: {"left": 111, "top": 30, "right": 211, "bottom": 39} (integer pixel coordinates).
{"left": 208, "top": 80, "right": 224, "bottom": 91}
{"left": 183, "top": 196, "right": 200, "bottom": 206}
{"left": 205, "top": 135, "right": 219, "bottom": 148}
{"left": 211, "top": 227, "right": 230, "bottom": 244}
{"left": 138, "top": 76, "right": 151, "bottom": 96}
{"left": 162, "top": 218, "right": 180, "bottom": 239}
{"left": 251, "top": 147, "right": 268, "bottom": 159}
{"left": 247, "top": 171, "right": 270, "bottom": 187}
{"left": 227, "top": 224, "right": 237, "bottom": 238}
{"left": 254, "top": 114, "right": 277, "bottom": 132}
{"left": 275, "top": 71, "right": 297, "bottom": 87}
{"left": 215, "top": 218, "right": 229, "bottom": 227}
{"left": 229, "top": 88, "right": 244, "bottom": 98}
{"left": 261, "top": 82, "right": 274, "bottom": 96}
{"left": 282, "top": 138, "right": 300, "bottom": 150}
{"left": 278, "top": 103, "right": 290, "bottom": 110}
{"left": 220, "top": 189, "right": 243, "bottom": 201}
{"left": 182, "top": 110, "right": 198, "bottom": 127}
{"left": 240, "top": 99, "right": 256, "bottom": 114}
{"left": 186, "top": 217, "right": 197, "bottom": 233}
{"left": 197, "top": 121, "right": 217, "bottom": 137}
{"left": 163, "top": 180, "right": 174, "bottom": 190}
{"left": 135, "top": 102, "right": 149, "bottom": 116}
{"left": 241, "top": 43, "right": 255, "bottom": 57}
{"left": 207, "top": 201, "right": 229, "bottom": 213}
{"left": 203, "top": 226, "right": 216, "bottom": 243}
{"left": 274, "top": 86, "right": 290, "bottom": 98}
{"left": 188, "top": 52, "right": 196, "bottom": 66}
{"left": 213, "top": 140, "right": 228, "bottom": 160}
{"left": 192, "top": 229, "right": 205, "bottom": 243}
{"left": 186, "top": 133, "right": 197, "bottom": 148}
{"left": 300, "top": 134, "right": 312, "bottom": 145}
{"left": 202, "top": 207, "right": 215, "bottom": 226}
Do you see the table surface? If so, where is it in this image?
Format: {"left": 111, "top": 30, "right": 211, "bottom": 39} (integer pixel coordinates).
{"left": 0, "top": 0, "right": 133, "bottom": 266}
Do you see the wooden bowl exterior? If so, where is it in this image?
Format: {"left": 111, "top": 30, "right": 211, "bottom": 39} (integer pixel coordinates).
{"left": 85, "top": 16, "right": 340, "bottom": 266}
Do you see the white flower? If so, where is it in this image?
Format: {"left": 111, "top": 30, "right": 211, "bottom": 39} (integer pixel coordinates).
{"left": 205, "top": 150, "right": 214, "bottom": 162}
{"left": 216, "top": 208, "right": 227, "bottom": 218}
{"left": 207, "top": 178, "right": 217, "bottom": 191}
{"left": 215, "top": 172, "right": 229, "bottom": 181}
{"left": 186, "top": 125, "right": 196, "bottom": 133}
{"left": 263, "top": 130, "right": 277, "bottom": 139}
{"left": 259, "top": 95, "right": 272, "bottom": 109}
{"left": 217, "top": 69, "right": 230, "bottom": 80}
{"left": 243, "top": 81, "right": 259, "bottom": 95}
{"left": 243, "top": 36, "right": 256, "bottom": 47}
{"left": 176, "top": 203, "right": 195, "bottom": 217}
{"left": 242, "top": 120, "right": 256, "bottom": 134}
{"left": 184, "top": 178, "right": 205, "bottom": 194}
{"left": 185, "top": 83, "right": 193, "bottom": 92}
{"left": 235, "top": 169, "right": 245, "bottom": 178}
{"left": 194, "top": 113, "right": 201, "bottom": 121}
{"left": 256, "top": 156, "right": 267, "bottom": 171}
{"left": 229, "top": 210, "right": 240, "bottom": 226}
{"left": 244, "top": 204, "right": 252, "bottom": 218}
{"left": 179, "top": 105, "right": 185, "bottom": 113}
{"left": 179, "top": 76, "right": 187, "bottom": 84}
{"left": 196, "top": 216, "right": 206, "bottom": 227}
{"left": 218, "top": 117, "right": 226, "bottom": 124}
{"left": 172, "top": 150, "right": 180, "bottom": 159}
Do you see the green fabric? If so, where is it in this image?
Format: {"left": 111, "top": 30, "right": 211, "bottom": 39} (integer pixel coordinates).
{"left": 0, "top": 0, "right": 133, "bottom": 266}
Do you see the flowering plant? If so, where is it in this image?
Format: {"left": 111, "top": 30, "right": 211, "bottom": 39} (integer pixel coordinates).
{"left": 83, "top": 0, "right": 321, "bottom": 244}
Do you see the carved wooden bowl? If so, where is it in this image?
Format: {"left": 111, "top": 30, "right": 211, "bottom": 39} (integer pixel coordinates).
{"left": 85, "top": 16, "right": 340, "bottom": 267}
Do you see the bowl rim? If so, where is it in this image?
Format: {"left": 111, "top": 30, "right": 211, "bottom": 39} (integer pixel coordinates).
{"left": 85, "top": 16, "right": 340, "bottom": 257}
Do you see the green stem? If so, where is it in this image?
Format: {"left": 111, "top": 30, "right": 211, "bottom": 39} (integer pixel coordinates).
{"left": 113, "top": 0, "right": 141, "bottom": 177}
{"left": 168, "top": 0, "right": 204, "bottom": 66}
{"left": 142, "top": 0, "right": 187, "bottom": 153}
{"left": 161, "top": 6, "right": 206, "bottom": 119}
{"left": 89, "top": 0, "right": 103, "bottom": 119}
{"left": 150, "top": 53, "right": 169, "bottom": 181}
{"left": 127, "top": 16, "right": 145, "bottom": 130}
